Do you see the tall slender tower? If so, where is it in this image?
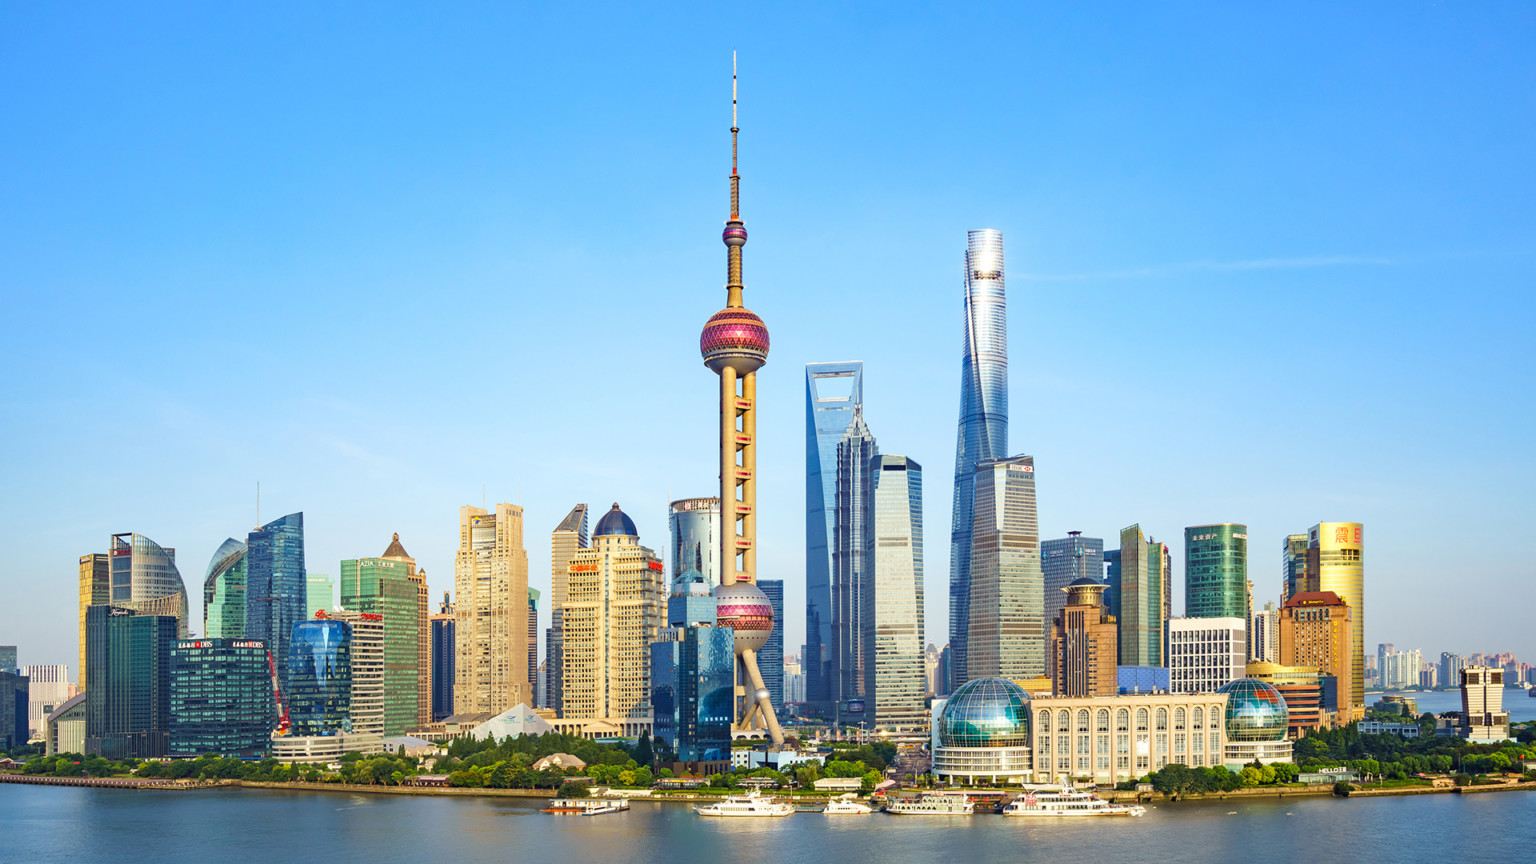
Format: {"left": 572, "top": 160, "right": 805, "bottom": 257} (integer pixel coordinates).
{"left": 949, "top": 229, "right": 1008, "bottom": 688}
{"left": 698, "top": 55, "right": 784, "bottom": 745}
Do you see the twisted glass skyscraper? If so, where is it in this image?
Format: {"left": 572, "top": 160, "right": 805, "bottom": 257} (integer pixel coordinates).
{"left": 949, "top": 229, "right": 1008, "bottom": 688}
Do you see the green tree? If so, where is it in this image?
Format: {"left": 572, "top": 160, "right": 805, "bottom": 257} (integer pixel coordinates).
{"left": 636, "top": 731, "right": 654, "bottom": 767}
{"left": 488, "top": 762, "right": 516, "bottom": 789}
{"left": 558, "top": 780, "right": 590, "bottom": 798}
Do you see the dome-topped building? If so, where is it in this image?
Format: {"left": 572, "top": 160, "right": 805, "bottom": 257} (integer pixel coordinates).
{"left": 1217, "top": 677, "right": 1294, "bottom": 766}
{"left": 931, "top": 677, "right": 1033, "bottom": 784}
{"left": 593, "top": 503, "right": 638, "bottom": 538}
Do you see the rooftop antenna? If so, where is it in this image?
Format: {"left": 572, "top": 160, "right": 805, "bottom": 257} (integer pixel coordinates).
{"left": 256, "top": 481, "right": 261, "bottom": 530}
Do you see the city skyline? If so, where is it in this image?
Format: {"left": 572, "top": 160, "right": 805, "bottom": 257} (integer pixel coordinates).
{"left": 4, "top": 5, "right": 1535, "bottom": 668}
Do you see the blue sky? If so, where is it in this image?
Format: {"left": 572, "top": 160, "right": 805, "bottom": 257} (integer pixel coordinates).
{"left": 2, "top": 2, "right": 1533, "bottom": 672}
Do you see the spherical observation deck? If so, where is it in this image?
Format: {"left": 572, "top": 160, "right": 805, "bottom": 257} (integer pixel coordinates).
{"left": 701, "top": 308, "right": 769, "bottom": 375}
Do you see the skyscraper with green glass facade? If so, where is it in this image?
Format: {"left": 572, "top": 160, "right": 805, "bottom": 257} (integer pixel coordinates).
{"left": 203, "top": 539, "right": 247, "bottom": 639}
{"left": 307, "top": 573, "right": 335, "bottom": 618}
{"left": 1112, "top": 524, "right": 1166, "bottom": 668}
{"left": 1184, "top": 524, "right": 1248, "bottom": 620}
{"left": 340, "top": 553, "right": 420, "bottom": 736}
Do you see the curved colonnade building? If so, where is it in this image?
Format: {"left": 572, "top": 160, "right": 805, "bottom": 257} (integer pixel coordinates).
{"left": 933, "top": 676, "right": 1292, "bottom": 786}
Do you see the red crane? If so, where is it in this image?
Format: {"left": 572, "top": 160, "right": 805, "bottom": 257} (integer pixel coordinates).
{"left": 267, "top": 649, "right": 290, "bottom": 735}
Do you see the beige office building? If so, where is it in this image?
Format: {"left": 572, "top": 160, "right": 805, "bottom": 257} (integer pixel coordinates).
{"left": 1278, "top": 590, "right": 1353, "bottom": 719}
{"left": 546, "top": 504, "right": 588, "bottom": 713}
{"left": 560, "top": 504, "right": 664, "bottom": 737}
{"left": 1307, "top": 523, "right": 1364, "bottom": 719}
{"left": 328, "top": 608, "right": 386, "bottom": 754}
{"left": 1032, "top": 692, "right": 1229, "bottom": 785}
{"left": 966, "top": 456, "right": 1044, "bottom": 681}
{"left": 454, "top": 503, "right": 531, "bottom": 715}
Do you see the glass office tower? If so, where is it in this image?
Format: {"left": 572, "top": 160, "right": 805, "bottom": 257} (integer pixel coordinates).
{"left": 1041, "top": 532, "right": 1105, "bottom": 659}
{"left": 340, "top": 554, "right": 421, "bottom": 736}
{"left": 670, "top": 498, "right": 721, "bottom": 586}
{"left": 108, "top": 533, "right": 190, "bottom": 638}
{"left": 306, "top": 573, "right": 335, "bottom": 618}
{"left": 1185, "top": 524, "right": 1249, "bottom": 620}
{"left": 1116, "top": 524, "right": 1166, "bottom": 668}
{"left": 965, "top": 455, "right": 1041, "bottom": 680}
{"left": 804, "top": 361, "right": 863, "bottom": 714}
{"left": 862, "top": 455, "right": 926, "bottom": 730}
{"left": 1281, "top": 534, "right": 1311, "bottom": 603}
{"left": 650, "top": 625, "right": 734, "bottom": 770}
{"left": 246, "top": 513, "right": 307, "bottom": 692}
{"left": 949, "top": 229, "right": 1009, "bottom": 688}
{"left": 84, "top": 605, "right": 177, "bottom": 758}
{"left": 170, "top": 638, "right": 276, "bottom": 756}
{"left": 760, "top": 579, "right": 784, "bottom": 713}
{"left": 430, "top": 593, "right": 455, "bottom": 722}
{"left": 203, "top": 539, "right": 247, "bottom": 639}
{"left": 833, "top": 408, "right": 877, "bottom": 708}
{"left": 288, "top": 618, "right": 352, "bottom": 735}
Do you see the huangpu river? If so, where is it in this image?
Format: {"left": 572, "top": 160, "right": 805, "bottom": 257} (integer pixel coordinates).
{"left": 5, "top": 784, "right": 1532, "bottom": 863}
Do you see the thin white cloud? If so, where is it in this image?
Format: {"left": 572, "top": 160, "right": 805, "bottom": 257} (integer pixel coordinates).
{"left": 1018, "top": 255, "right": 1394, "bottom": 282}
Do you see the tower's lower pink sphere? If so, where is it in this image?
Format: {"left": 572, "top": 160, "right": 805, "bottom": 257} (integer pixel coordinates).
{"left": 714, "top": 581, "right": 773, "bottom": 654}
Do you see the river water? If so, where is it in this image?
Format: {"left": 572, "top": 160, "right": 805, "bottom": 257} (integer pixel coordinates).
{"left": 4, "top": 784, "right": 1531, "bottom": 863}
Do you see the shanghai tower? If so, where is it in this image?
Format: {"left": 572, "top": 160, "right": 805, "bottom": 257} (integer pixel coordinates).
{"left": 698, "top": 55, "right": 784, "bottom": 745}
{"left": 949, "top": 229, "right": 1008, "bottom": 689}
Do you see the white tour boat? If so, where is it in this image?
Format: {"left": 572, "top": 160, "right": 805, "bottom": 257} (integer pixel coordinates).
{"left": 1000, "top": 785, "right": 1145, "bottom": 817}
{"left": 542, "top": 798, "right": 631, "bottom": 815}
{"left": 883, "top": 791, "right": 975, "bottom": 815}
{"left": 821, "top": 794, "right": 874, "bottom": 815}
{"left": 693, "top": 789, "right": 796, "bottom": 818}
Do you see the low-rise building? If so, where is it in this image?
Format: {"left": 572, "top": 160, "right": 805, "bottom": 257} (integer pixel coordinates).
{"left": 1245, "top": 662, "right": 1337, "bottom": 737}
{"left": 45, "top": 692, "right": 87, "bottom": 755}
{"left": 1358, "top": 720, "right": 1421, "bottom": 738}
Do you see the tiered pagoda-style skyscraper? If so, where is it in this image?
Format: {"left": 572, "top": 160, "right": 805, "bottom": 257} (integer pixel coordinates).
{"left": 698, "top": 56, "right": 784, "bottom": 745}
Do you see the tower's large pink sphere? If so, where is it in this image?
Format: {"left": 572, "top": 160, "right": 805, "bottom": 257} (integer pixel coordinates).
{"left": 714, "top": 581, "right": 773, "bottom": 654}
{"left": 701, "top": 308, "right": 769, "bottom": 374}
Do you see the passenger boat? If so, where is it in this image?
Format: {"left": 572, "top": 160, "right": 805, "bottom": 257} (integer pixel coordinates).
{"left": 1000, "top": 785, "right": 1145, "bottom": 817}
{"left": 821, "top": 794, "right": 873, "bottom": 815}
{"left": 693, "top": 790, "right": 795, "bottom": 817}
{"left": 543, "top": 798, "right": 631, "bottom": 815}
{"left": 883, "top": 791, "right": 974, "bottom": 815}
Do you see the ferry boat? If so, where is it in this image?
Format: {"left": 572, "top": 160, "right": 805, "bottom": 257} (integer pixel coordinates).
{"left": 822, "top": 795, "right": 874, "bottom": 815}
{"left": 543, "top": 798, "right": 631, "bottom": 815}
{"left": 693, "top": 790, "right": 795, "bottom": 818}
{"left": 883, "top": 791, "right": 974, "bottom": 815}
{"left": 1000, "top": 785, "right": 1145, "bottom": 818}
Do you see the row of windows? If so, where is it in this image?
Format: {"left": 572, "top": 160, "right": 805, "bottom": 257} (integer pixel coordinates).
{"left": 1037, "top": 706, "right": 1222, "bottom": 733}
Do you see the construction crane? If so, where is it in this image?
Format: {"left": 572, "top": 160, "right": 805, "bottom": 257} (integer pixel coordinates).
{"left": 267, "top": 649, "right": 290, "bottom": 735}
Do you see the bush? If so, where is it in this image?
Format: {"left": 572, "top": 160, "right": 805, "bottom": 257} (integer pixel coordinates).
{"left": 1332, "top": 781, "right": 1353, "bottom": 797}
{"left": 557, "top": 781, "right": 590, "bottom": 798}
{"left": 1453, "top": 773, "right": 1471, "bottom": 787}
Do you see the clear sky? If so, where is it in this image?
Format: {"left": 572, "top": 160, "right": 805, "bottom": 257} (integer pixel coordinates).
{"left": 2, "top": 3, "right": 1533, "bottom": 673}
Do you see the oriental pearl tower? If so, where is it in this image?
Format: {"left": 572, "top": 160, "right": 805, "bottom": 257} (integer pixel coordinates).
{"left": 699, "top": 54, "right": 784, "bottom": 745}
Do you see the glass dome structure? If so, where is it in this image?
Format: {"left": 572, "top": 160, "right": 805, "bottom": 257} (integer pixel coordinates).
{"left": 937, "top": 677, "right": 1031, "bottom": 748}
{"left": 1217, "top": 678, "right": 1289, "bottom": 742}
